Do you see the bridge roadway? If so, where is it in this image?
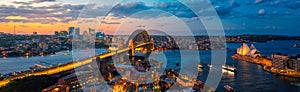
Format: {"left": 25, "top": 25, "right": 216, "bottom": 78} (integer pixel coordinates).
{"left": 0, "top": 42, "right": 153, "bottom": 87}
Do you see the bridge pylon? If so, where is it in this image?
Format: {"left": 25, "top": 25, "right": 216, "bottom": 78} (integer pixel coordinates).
{"left": 128, "top": 40, "right": 135, "bottom": 56}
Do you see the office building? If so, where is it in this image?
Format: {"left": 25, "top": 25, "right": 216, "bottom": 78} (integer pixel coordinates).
{"left": 33, "top": 32, "right": 37, "bottom": 35}
{"left": 55, "top": 31, "right": 59, "bottom": 36}
{"left": 75, "top": 28, "right": 80, "bottom": 36}
{"left": 89, "top": 28, "right": 95, "bottom": 36}
{"left": 69, "top": 27, "right": 75, "bottom": 36}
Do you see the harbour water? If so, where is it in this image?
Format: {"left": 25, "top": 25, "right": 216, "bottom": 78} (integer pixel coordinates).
{"left": 163, "top": 40, "right": 300, "bottom": 91}
{"left": 1, "top": 40, "right": 300, "bottom": 91}
{"left": 0, "top": 49, "right": 107, "bottom": 74}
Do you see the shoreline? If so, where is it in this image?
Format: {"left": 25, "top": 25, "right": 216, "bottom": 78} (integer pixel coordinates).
{"left": 263, "top": 66, "right": 300, "bottom": 78}
{"left": 0, "top": 50, "right": 67, "bottom": 58}
{"left": 232, "top": 54, "right": 300, "bottom": 79}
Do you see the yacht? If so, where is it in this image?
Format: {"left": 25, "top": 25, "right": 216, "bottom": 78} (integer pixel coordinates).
{"left": 224, "top": 85, "right": 234, "bottom": 92}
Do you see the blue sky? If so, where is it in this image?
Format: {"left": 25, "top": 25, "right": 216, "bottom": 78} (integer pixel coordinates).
{"left": 1, "top": 0, "right": 300, "bottom": 35}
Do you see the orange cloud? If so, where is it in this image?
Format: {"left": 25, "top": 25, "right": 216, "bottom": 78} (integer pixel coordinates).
{"left": 0, "top": 21, "right": 76, "bottom": 34}
{"left": 5, "top": 16, "right": 28, "bottom": 20}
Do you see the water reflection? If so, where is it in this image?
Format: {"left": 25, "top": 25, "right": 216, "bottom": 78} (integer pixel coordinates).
{"left": 278, "top": 76, "right": 300, "bottom": 82}
{"left": 0, "top": 49, "right": 106, "bottom": 74}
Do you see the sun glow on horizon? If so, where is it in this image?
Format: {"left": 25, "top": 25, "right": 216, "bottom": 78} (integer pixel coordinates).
{"left": 0, "top": 21, "right": 77, "bottom": 34}
{"left": 5, "top": 16, "right": 28, "bottom": 20}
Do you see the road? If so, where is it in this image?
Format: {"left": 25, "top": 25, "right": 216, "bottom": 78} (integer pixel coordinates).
{"left": 0, "top": 42, "right": 153, "bottom": 86}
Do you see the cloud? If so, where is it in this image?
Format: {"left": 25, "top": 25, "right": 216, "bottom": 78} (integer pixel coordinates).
{"left": 11, "top": 1, "right": 32, "bottom": 5}
{"left": 32, "top": 0, "right": 56, "bottom": 3}
{"left": 215, "top": 6, "right": 233, "bottom": 17}
{"left": 255, "top": 0, "right": 264, "bottom": 4}
{"left": 2, "top": 0, "right": 300, "bottom": 25}
{"left": 211, "top": 0, "right": 300, "bottom": 19}
{"left": 0, "top": 3, "right": 94, "bottom": 23}
{"left": 79, "top": 5, "right": 113, "bottom": 18}
{"left": 108, "top": 1, "right": 199, "bottom": 18}
{"left": 101, "top": 21, "right": 121, "bottom": 24}
{"left": 207, "top": 0, "right": 241, "bottom": 18}
{"left": 20, "top": 25, "right": 29, "bottom": 28}
{"left": 154, "top": 2, "right": 197, "bottom": 18}
{"left": 110, "top": 2, "right": 151, "bottom": 17}
{"left": 0, "top": 1, "right": 242, "bottom": 24}
{"left": 136, "top": 25, "right": 145, "bottom": 28}
{"left": 285, "top": 1, "right": 300, "bottom": 9}
{"left": 250, "top": 0, "right": 300, "bottom": 9}
{"left": 10, "top": 0, "right": 56, "bottom": 5}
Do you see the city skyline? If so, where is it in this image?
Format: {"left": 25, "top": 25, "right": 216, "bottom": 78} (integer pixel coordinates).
{"left": 1, "top": 0, "right": 300, "bottom": 35}
{"left": 2, "top": 0, "right": 300, "bottom": 92}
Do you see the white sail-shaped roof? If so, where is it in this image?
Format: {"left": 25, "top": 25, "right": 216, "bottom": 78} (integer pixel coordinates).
{"left": 237, "top": 43, "right": 250, "bottom": 55}
{"left": 237, "top": 46, "right": 243, "bottom": 55}
{"left": 250, "top": 49, "right": 257, "bottom": 55}
{"left": 250, "top": 44, "right": 256, "bottom": 50}
{"left": 241, "top": 43, "right": 250, "bottom": 55}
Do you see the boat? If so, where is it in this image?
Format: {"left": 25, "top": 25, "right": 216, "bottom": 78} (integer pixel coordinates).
{"left": 63, "top": 51, "right": 70, "bottom": 56}
{"left": 224, "top": 85, "right": 234, "bottom": 92}
{"left": 207, "top": 64, "right": 212, "bottom": 68}
{"left": 222, "top": 65, "right": 237, "bottom": 73}
{"left": 290, "top": 82, "right": 300, "bottom": 87}
{"left": 30, "top": 63, "right": 49, "bottom": 71}
{"left": 293, "top": 44, "right": 298, "bottom": 48}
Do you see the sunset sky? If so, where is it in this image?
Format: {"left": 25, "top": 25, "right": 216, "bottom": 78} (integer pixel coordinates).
{"left": 1, "top": 0, "right": 300, "bottom": 35}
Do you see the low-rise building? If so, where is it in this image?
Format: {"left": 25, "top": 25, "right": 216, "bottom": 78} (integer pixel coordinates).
{"left": 272, "top": 54, "right": 289, "bottom": 70}
{"left": 288, "top": 59, "right": 300, "bottom": 72}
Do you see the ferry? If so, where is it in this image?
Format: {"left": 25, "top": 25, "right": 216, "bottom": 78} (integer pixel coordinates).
{"left": 207, "top": 64, "right": 237, "bottom": 72}
{"left": 222, "top": 65, "right": 237, "bottom": 73}
{"left": 224, "top": 85, "right": 234, "bottom": 92}
{"left": 30, "top": 64, "right": 49, "bottom": 71}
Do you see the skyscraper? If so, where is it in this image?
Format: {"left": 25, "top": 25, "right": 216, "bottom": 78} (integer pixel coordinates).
{"left": 59, "top": 31, "right": 68, "bottom": 37}
{"left": 96, "top": 32, "right": 105, "bottom": 39}
{"left": 69, "top": 27, "right": 75, "bottom": 36}
{"left": 33, "top": 32, "right": 37, "bottom": 35}
{"left": 89, "top": 28, "right": 95, "bottom": 36}
{"left": 75, "top": 28, "right": 80, "bottom": 36}
{"left": 54, "top": 31, "right": 59, "bottom": 36}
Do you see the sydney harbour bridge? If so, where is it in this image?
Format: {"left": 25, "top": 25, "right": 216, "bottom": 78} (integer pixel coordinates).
{"left": 0, "top": 30, "right": 154, "bottom": 86}
{"left": 1, "top": 30, "right": 208, "bottom": 92}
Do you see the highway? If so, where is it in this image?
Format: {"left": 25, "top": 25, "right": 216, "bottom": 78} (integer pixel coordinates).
{"left": 0, "top": 42, "right": 153, "bottom": 87}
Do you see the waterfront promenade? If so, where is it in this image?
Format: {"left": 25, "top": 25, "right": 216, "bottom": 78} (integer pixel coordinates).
{"left": 232, "top": 51, "right": 300, "bottom": 79}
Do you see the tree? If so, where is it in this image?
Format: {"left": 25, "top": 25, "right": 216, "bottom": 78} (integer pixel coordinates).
{"left": 0, "top": 75, "right": 58, "bottom": 92}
